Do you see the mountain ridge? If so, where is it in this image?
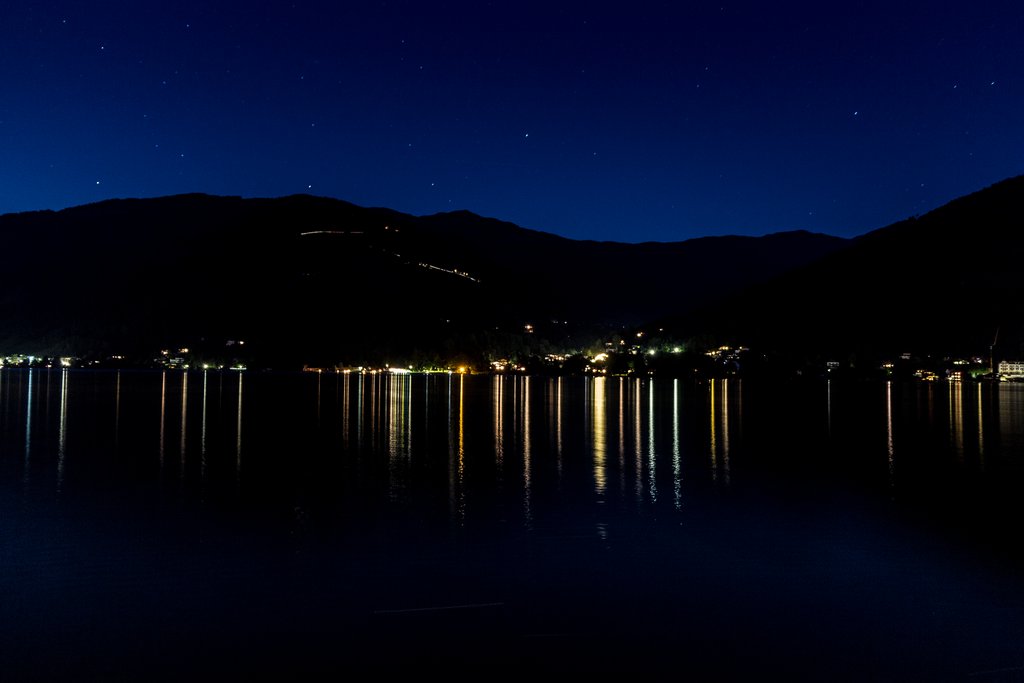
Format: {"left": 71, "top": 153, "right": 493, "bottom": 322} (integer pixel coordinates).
{"left": 664, "top": 174, "right": 1024, "bottom": 362}
{"left": 0, "top": 192, "right": 848, "bottom": 364}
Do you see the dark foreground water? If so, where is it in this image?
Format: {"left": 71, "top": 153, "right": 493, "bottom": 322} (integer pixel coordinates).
{"left": 2, "top": 369, "right": 1024, "bottom": 680}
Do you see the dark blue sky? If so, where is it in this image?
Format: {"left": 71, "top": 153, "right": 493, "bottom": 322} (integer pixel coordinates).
{"left": 2, "top": 1, "right": 1021, "bottom": 241}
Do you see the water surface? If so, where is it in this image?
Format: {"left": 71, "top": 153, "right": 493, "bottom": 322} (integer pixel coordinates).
{"left": 2, "top": 369, "right": 1024, "bottom": 679}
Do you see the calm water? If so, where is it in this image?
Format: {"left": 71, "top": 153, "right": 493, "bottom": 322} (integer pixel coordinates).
{"left": 3, "top": 369, "right": 1024, "bottom": 679}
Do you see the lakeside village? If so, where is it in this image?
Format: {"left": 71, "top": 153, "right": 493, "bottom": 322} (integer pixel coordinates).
{"left": 3, "top": 329, "right": 1024, "bottom": 382}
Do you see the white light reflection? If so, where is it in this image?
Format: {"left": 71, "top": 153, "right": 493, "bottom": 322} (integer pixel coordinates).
{"left": 618, "top": 378, "right": 625, "bottom": 495}
{"left": 342, "top": 372, "right": 350, "bottom": 447}
{"left": 356, "top": 373, "right": 364, "bottom": 449}
{"left": 634, "top": 378, "right": 642, "bottom": 502}
{"left": 977, "top": 387, "right": 985, "bottom": 466}
{"left": 523, "top": 376, "right": 532, "bottom": 524}
{"left": 556, "top": 377, "right": 563, "bottom": 477}
{"left": 886, "top": 380, "right": 894, "bottom": 487}
{"left": 456, "top": 374, "right": 466, "bottom": 523}
{"left": 201, "top": 369, "right": 208, "bottom": 480}
{"left": 114, "top": 370, "right": 121, "bottom": 449}
{"left": 159, "top": 371, "right": 167, "bottom": 470}
{"left": 422, "top": 373, "right": 430, "bottom": 443}
{"left": 56, "top": 369, "right": 68, "bottom": 493}
{"left": 235, "top": 371, "right": 243, "bottom": 473}
{"left": 672, "top": 378, "right": 681, "bottom": 510}
{"left": 647, "top": 380, "right": 656, "bottom": 503}
{"left": 826, "top": 378, "right": 832, "bottom": 436}
{"left": 722, "top": 379, "right": 731, "bottom": 485}
{"left": 387, "top": 373, "right": 401, "bottom": 461}
{"left": 24, "top": 369, "right": 33, "bottom": 486}
{"left": 180, "top": 370, "right": 189, "bottom": 476}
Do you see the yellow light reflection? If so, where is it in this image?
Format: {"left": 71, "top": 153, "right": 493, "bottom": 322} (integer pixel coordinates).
{"left": 708, "top": 379, "right": 733, "bottom": 485}
{"left": 493, "top": 375, "right": 504, "bottom": 468}
{"left": 316, "top": 370, "right": 322, "bottom": 424}
{"left": 950, "top": 380, "right": 964, "bottom": 460}
{"left": 447, "top": 373, "right": 465, "bottom": 524}
{"left": 709, "top": 379, "right": 717, "bottom": 481}
{"left": 593, "top": 376, "right": 607, "bottom": 498}
{"left": 387, "top": 373, "right": 411, "bottom": 500}
{"left": 370, "top": 372, "right": 379, "bottom": 451}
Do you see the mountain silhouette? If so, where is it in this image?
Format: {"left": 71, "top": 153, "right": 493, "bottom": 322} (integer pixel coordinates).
{"left": 666, "top": 175, "right": 1024, "bottom": 363}
{"left": 0, "top": 194, "right": 845, "bottom": 365}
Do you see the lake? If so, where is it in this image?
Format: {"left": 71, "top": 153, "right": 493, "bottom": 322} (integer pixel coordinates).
{"left": 2, "top": 369, "right": 1024, "bottom": 679}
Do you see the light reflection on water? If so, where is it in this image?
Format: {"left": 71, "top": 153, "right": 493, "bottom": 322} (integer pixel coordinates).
{"left": 236, "top": 371, "right": 243, "bottom": 480}
{"left": 5, "top": 370, "right": 1024, "bottom": 530}
{"left": 179, "top": 370, "right": 188, "bottom": 476}
{"left": 159, "top": 371, "right": 166, "bottom": 470}
{"left": 592, "top": 376, "right": 607, "bottom": 499}
{"left": 886, "top": 380, "right": 894, "bottom": 486}
{"left": 24, "top": 369, "right": 33, "bottom": 487}
{"left": 672, "top": 378, "right": 681, "bottom": 510}
{"left": 56, "top": 369, "right": 67, "bottom": 493}
{"left": 647, "top": 380, "right": 656, "bottom": 503}
{"left": 950, "top": 380, "right": 963, "bottom": 459}
{"left": 2, "top": 370, "right": 1024, "bottom": 678}
{"left": 707, "top": 379, "right": 735, "bottom": 484}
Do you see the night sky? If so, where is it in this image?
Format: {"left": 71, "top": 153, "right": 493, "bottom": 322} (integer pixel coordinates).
{"left": 2, "top": 1, "right": 1022, "bottom": 242}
